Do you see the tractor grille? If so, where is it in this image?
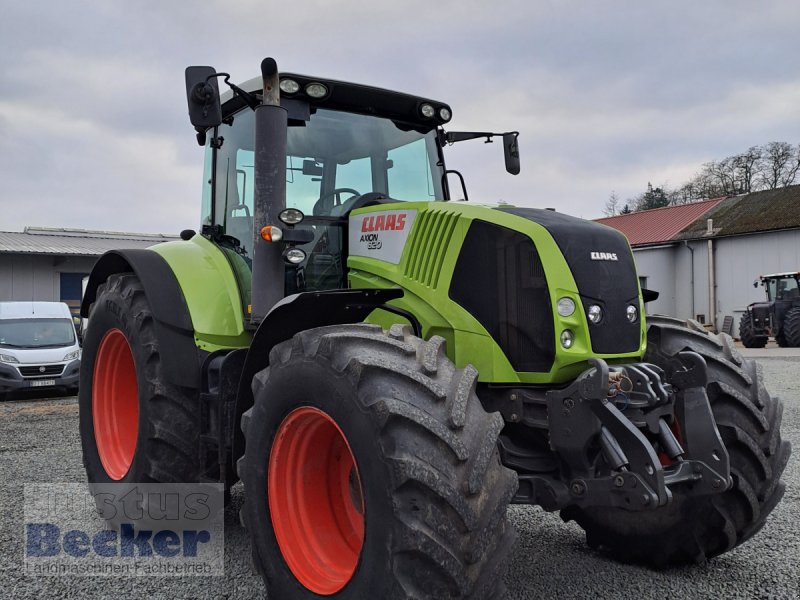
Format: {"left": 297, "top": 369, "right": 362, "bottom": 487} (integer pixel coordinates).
{"left": 499, "top": 207, "right": 641, "bottom": 354}
{"left": 449, "top": 220, "right": 555, "bottom": 373}
{"left": 404, "top": 208, "right": 460, "bottom": 288}
{"left": 19, "top": 364, "right": 64, "bottom": 378}
{"left": 751, "top": 305, "right": 771, "bottom": 328}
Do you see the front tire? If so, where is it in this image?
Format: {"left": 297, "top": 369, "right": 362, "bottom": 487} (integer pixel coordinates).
{"left": 738, "top": 313, "right": 767, "bottom": 348}
{"left": 783, "top": 307, "right": 800, "bottom": 347}
{"left": 79, "top": 273, "right": 201, "bottom": 484}
{"left": 238, "top": 324, "right": 518, "bottom": 599}
{"left": 563, "top": 316, "right": 790, "bottom": 567}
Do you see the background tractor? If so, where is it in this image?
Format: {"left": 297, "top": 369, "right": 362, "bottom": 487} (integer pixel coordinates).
{"left": 78, "top": 57, "right": 790, "bottom": 599}
{"left": 740, "top": 272, "right": 800, "bottom": 348}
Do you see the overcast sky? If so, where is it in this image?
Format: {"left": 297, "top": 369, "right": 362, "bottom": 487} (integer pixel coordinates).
{"left": 1, "top": 1, "right": 799, "bottom": 234}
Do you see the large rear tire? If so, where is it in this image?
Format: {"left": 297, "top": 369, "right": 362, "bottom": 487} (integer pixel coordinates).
{"left": 738, "top": 313, "right": 767, "bottom": 348}
{"left": 783, "top": 307, "right": 800, "bottom": 347}
{"left": 79, "top": 273, "right": 201, "bottom": 484}
{"left": 238, "top": 324, "right": 518, "bottom": 599}
{"left": 563, "top": 316, "right": 790, "bottom": 567}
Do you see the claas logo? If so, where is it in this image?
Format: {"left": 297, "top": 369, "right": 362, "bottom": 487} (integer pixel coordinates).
{"left": 361, "top": 213, "right": 407, "bottom": 232}
{"left": 590, "top": 251, "right": 618, "bottom": 261}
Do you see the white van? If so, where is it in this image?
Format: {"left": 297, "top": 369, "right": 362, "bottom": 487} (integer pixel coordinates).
{"left": 0, "top": 302, "right": 81, "bottom": 399}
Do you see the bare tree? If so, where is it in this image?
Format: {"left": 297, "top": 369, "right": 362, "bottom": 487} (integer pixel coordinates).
{"left": 603, "top": 191, "right": 620, "bottom": 216}
{"left": 668, "top": 180, "right": 701, "bottom": 205}
{"left": 706, "top": 158, "right": 741, "bottom": 195}
{"left": 759, "top": 142, "right": 800, "bottom": 189}
{"left": 606, "top": 141, "right": 799, "bottom": 215}
{"left": 732, "top": 146, "right": 762, "bottom": 193}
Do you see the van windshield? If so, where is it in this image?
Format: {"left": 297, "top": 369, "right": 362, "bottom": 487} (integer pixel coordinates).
{"left": 0, "top": 318, "right": 76, "bottom": 348}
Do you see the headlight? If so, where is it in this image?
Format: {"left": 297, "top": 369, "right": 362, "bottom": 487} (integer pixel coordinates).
{"left": 283, "top": 247, "right": 307, "bottom": 265}
{"left": 63, "top": 349, "right": 81, "bottom": 361}
{"left": 587, "top": 304, "right": 603, "bottom": 324}
{"left": 556, "top": 297, "right": 576, "bottom": 317}
{"left": 626, "top": 305, "right": 638, "bottom": 323}
{"left": 279, "top": 79, "right": 300, "bottom": 94}
{"left": 420, "top": 103, "right": 435, "bottom": 118}
{"left": 304, "top": 82, "right": 328, "bottom": 99}
{"left": 278, "top": 208, "right": 305, "bottom": 225}
{"left": 439, "top": 107, "right": 452, "bottom": 121}
{"left": 0, "top": 353, "right": 19, "bottom": 364}
{"left": 560, "top": 330, "right": 574, "bottom": 349}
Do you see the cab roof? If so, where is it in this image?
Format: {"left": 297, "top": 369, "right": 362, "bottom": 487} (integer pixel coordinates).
{"left": 220, "top": 73, "right": 452, "bottom": 132}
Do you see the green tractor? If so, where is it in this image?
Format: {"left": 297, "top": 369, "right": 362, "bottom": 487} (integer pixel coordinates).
{"left": 79, "top": 58, "right": 789, "bottom": 598}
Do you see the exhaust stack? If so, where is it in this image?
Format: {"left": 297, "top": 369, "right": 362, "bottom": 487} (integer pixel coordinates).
{"left": 250, "top": 58, "right": 288, "bottom": 325}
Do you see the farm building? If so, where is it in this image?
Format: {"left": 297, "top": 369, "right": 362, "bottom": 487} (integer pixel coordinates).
{"left": 597, "top": 185, "right": 800, "bottom": 335}
{"left": 0, "top": 227, "right": 178, "bottom": 319}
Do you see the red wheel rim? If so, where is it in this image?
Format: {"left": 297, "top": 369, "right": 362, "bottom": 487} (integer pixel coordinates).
{"left": 268, "top": 406, "right": 365, "bottom": 595}
{"left": 92, "top": 329, "right": 139, "bottom": 480}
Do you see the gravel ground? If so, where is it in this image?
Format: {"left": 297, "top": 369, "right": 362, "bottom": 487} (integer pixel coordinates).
{"left": 1, "top": 356, "right": 797, "bottom": 599}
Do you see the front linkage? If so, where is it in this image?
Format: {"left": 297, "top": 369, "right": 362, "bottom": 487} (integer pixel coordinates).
{"left": 514, "top": 353, "right": 731, "bottom": 512}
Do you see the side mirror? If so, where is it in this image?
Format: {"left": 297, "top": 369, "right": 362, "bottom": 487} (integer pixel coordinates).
{"left": 185, "top": 66, "right": 222, "bottom": 129}
{"left": 753, "top": 280, "right": 759, "bottom": 288}
{"left": 503, "top": 132, "right": 520, "bottom": 175}
{"left": 641, "top": 288, "right": 660, "bottom": 303}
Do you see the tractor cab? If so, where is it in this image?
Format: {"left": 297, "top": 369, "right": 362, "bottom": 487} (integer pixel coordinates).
{"left": 201, "top": 78, "right": 446, "bottom": 293}
{"left": 186, "top": 68, "right": 519, "bottom": 310}
{"left": 760, "top": 273, "right": 800, "bottom": 302}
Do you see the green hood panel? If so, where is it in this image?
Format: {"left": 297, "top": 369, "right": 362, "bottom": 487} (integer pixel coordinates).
{"left": 348, "top": 202, "right": 646, "bottom": 384}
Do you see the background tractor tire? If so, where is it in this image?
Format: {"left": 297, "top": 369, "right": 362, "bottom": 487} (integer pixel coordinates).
{"left": 775, "top": 331, "right": 789, "bottom": 347}
{"left": 79, "top": 273, "right": 201, "bottom": 484}
{"left": 738, "top": 313, "right": 767, "bottom": 348}
{"left": 783, "top": 307, "right": 800, "bottom": 347}
{"left": 238, "top": 323, "right": 518, "bottom": 600}
{"left": 562, "top": 315, "right": 790, "bottom": 567}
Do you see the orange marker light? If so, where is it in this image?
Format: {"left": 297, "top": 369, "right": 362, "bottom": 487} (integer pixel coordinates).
{"left": 260, "top": 225, "right": 283, "bottom": 242}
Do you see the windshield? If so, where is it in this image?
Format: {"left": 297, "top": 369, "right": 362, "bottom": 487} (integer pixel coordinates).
{"left": 201, "top": 106, "right": 445, "bottom": 258}
{"left": 0, "top": 318, "right": 76, "bottom": 349}
{"left": 768, "top": 277, "right": 800, "bottom": 301}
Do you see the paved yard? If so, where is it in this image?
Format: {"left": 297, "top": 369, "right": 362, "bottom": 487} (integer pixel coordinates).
{"left": 1, "top": 351, "right": 797, "bottom": 599}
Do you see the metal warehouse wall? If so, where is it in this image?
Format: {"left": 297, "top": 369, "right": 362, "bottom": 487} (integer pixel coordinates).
{"left": 632, "top": 229, "right": 800, "bottom": 335}
{"left": 633, "top": 246, "right": 677, "bottom": 317}
{"left": 715, "top": 230, "right": 800, "bottom": 334}
{"left": 0, "top": 254, "right": 97, "bottom": 303}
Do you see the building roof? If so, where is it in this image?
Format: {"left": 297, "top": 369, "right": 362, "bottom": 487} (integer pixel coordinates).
{"left": 0, "top": 227, "right": 179, "bottom": 256}
{"left": 595, "top": 198, "right": 724, "bottom": 247}
{"left": 676, "top": 185, "right": 800, "bottom": 240}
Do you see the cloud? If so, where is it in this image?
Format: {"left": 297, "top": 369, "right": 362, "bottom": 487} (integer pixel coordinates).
{"left": 1, "top": 1, "right": 799, "bottom": 232}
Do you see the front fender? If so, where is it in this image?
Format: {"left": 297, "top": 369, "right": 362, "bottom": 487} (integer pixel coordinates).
{"left": 149, "top": 235, "right": 253, "bottom": 352}
{"left": 80, "top": 248, "right": 200, "bottom": 389}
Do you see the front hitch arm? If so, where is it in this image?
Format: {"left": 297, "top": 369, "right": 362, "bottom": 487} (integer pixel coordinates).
{"left": 539, "top": 354, "right": 731, "bottom": 512}
{"left": 547, "top": 359, "right": 668, "bottom": 509}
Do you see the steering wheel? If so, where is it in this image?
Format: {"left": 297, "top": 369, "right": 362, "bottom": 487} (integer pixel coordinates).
{"left": 312, "top": 187, "right": 361, "bottom": 216}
